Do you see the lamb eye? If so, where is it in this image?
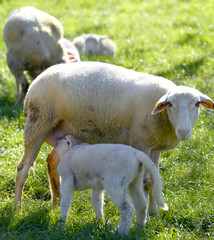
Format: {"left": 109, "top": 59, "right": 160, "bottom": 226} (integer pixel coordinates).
{"left": 168, "top": 101, "right": 173, "bottom": 107}
{"left": 195, "top": 101, "right": 200, "bottom": 107}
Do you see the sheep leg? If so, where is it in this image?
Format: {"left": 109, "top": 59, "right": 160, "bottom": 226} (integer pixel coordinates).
{"left": 45, "top": 121, "right": 75, "bottom": 205}
{"left": 129, "top": 170, "right": 148, "bottom": 229}
{"left": 14, "top": 101, "right": 58, "bottom": 209}
{"left": 46, "top": 149, "right": 61, "bottom": 206}
{"left": 91, "top": 189, "right": 104, "bottom": 220}
{"left": 148, "top": 151, "right": 160, "bottom": 216}
{"left": 13, "top": 71, "right": 29, "bottom": 105}
{"left": 13, "top": 134, "right": 47, "bottom": 209}
{"left": 104, "top": 182, "right": 135, "bottom": 234}
{"left": 60, "top": 175, "right": 75, "bottom": 222}
{"left": 15, "top": 77, "right": 20, "bottom": 97}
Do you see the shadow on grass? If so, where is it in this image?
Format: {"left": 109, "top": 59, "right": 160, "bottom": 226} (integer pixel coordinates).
{"left": 0, "top": 202, "right": 147, "bottom": 240}
{"left": 154, "top": 57, "right": 205, "bottom": 80}
{"left": 0, "top": 74, "right": 23, "bottom": 120}
{"left": 0, "top": 96, "right": 23, "bottom": 120}
{"left": 176, "top": 32, "right": 205, "bottom": 46}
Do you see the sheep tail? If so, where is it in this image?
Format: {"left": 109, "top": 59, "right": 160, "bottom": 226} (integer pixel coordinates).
{"left": 136, "top": 152, "right": 168, "bottom": 211}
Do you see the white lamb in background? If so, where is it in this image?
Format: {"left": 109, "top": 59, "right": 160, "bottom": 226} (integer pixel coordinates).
{"left": 54, "top": 135, "right": 168, "bottom": 234}
{"left": 13, "top": 62, "right": 214, "bottom": 216}
{"left": 73, "top": 33, "right": 116, "bottom": 56}
{"left": 3, "top": 6, "right": 72, "bottom": 104}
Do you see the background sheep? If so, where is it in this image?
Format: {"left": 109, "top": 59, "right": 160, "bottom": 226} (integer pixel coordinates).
{"left": 73, "top": 34, "right": 116, "bottom": 56}
{"left": 54, "top": 135, "right": 168, "bottom": 234}
{"left": 13, "top": 61, "right": 214, "bottom": 216}
{"left": 61, "top": 38, "right": 81, "bottom": 62}
{"left": 3, "top": 6, "right": 71, "bottom": 104}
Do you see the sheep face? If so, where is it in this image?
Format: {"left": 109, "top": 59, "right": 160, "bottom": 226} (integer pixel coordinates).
{"left": 152, "top": 86, "right": 214, "bottom": 141}
{"left": 85, "top": 37, "right": 101, "bottom": 56}
{"left": 54, "top": 135, "right": 72, "bottom": 158}
{"left": 167, "top": 92, "right": 200, "bottom": 140}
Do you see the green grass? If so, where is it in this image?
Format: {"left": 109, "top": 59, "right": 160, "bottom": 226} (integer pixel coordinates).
{"left": 0, "top": 0, "right": 214, "bottom": 239}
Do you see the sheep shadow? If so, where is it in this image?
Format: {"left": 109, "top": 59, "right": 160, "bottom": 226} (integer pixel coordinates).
{"left": 154, "top": 57, "right": 205, "bottom": 82}
{"left": 0, "top": 203, "right": 146, "bottom": 240}
{"left": 176, "top": 32, "right": 202, "bottom": 46}
{"left": 0, "top": 74, "right": 23, "bottom": 120}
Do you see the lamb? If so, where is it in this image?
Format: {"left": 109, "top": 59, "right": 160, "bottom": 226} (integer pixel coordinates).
{"left": 54, "top": 135, "right": 168, "bottom": 234}
{"left": 73, "top": 34, "right": 116, "bottom": 56}
{"left": 3, "top": 6, "right": 71, "bottom": 104}
{"left": 13, "top": 61, "right": 214, "bottom": 215}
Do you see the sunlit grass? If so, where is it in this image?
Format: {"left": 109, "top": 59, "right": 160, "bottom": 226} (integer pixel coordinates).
{"left": 0, "top": 0, "right": 213, "bottom": 239}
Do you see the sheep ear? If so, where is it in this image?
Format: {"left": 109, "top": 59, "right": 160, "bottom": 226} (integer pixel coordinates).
{"left": 151, "top": 94, "right": 169, "bottom": 115}
{"left": 67, "top": 141, "right": 70, "bottom": 146}
{"left": 200, "top": 94, "right": 214, "bottom": 110}
{"left": 100, "top": 36, "right": 107, "bottom": 41}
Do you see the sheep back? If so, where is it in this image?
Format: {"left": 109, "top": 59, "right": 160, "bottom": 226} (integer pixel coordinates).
{"left": 25, "top": 61, "right": 178, "bottom": 149}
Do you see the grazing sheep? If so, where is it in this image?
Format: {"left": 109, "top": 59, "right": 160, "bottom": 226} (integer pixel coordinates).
{"left": 73, "top": 34, "right": 116, "bottom": 56}
{"left": 3, "top": 6, "right": 71, "bottom": 104}
{"left": 54, "top": 135, "right": 168, "bottom": 234}
{"left": 13, "top": 61, "right": 214, "bottom": 215}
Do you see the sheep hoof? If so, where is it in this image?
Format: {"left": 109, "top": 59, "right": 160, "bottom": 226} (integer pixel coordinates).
{"left": 12, "top": 203, "right": 22, "bottom": 213}
{"left": 148, "top": 207, "right": 159, "bottom": 217}
{"left": 59, "top": 219, "right": 66, "bottom": 230}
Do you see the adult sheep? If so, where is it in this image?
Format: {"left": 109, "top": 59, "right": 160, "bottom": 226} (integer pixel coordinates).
{"left": 13, "top": 61, "right": 214, "bottom": 215}
{"left": 3, "top": 6, "right": 72, "bottom": 104}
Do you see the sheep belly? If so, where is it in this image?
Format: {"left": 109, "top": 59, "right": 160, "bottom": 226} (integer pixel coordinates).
{"left": 73, "top": 173, "right": 103, "bottom": 191}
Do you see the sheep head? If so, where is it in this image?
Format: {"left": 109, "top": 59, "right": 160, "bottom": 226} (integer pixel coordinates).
{"left": 151, "top": 86, "right": 214, "bottom": 141}
{"left": 54, "top": 135, "right": 73, "bottom": 159}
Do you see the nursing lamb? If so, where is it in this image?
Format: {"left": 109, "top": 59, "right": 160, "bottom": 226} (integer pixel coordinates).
{"left": 55, "top": 135, "right": 168, "bottom": 234}
{"left": 13, "top": 62, "right": 214, "bottom": 216}
{"left": 3, "top": 6, "right": 71, "bottom": 104}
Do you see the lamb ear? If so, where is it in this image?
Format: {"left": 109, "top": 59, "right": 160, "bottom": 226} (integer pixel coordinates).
{"left": 151, "top": 94, "right": 169, "bottom": 115}
{"left": 200, "top": 94, "right": 214, "bottom": 110}
{"left": 67, "top": 140, "right": 71, "bottom": 146}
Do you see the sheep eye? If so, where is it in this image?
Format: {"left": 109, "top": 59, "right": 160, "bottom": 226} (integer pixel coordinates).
{"left": 168, "top": 101, "right": 173, "bottom": 107}
{"left": 195, "top": 101, "right": 200, "bottom": 107}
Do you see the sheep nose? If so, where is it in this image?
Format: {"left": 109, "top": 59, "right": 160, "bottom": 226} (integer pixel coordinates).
{"left": 178, "top": 129, "right": 190, "bottom": 139}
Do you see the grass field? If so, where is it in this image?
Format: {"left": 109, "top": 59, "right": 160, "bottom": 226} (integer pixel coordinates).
{"left": 0, "top": 0, "right": 214, "bottom": 239}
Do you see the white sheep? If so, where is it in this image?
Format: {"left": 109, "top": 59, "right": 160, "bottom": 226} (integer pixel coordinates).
{"left": 54, "top": 135, "right": 168, "bottom": 234}
{"left": 13, "top": 61, "right": 214, "bottom": 215}
{"left": 73, "top": 34, "right": 116, "bottom": 56}
{"left": 3, "top": 6, "right": 71, "bottom": 104}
